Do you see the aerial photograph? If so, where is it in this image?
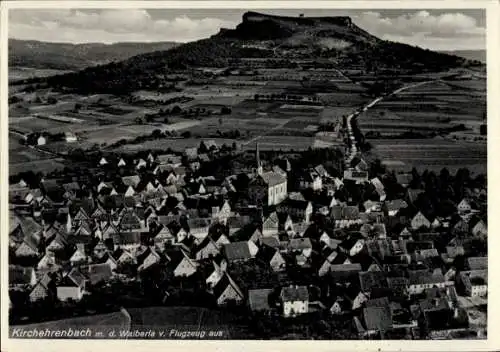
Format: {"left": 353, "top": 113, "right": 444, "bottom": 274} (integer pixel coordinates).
{"left": 7, "top": 8, "right": 487, "bottom": 340}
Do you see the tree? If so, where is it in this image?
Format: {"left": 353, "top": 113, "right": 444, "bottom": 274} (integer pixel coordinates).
{"left": 181, "top": 131, "right": 191, "bottom": 138}
{"left": 218, "top": 118, "right": 223, "bottom": 125}
{"left": 172, "top": 105, "right": 182, "bottom": 114}
{"left": 47, "top": 96, "right": 57, "bottom": 105}
{"left": 220, "top": 106, "right": 232, "bottom": 115}
{"left": 151, "top": 129, "right": 163, "bottom": 139}
{"left": 74, "top": 103, "right": 82, "bottom": 112}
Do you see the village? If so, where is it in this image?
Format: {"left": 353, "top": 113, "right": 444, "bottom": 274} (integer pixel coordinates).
{"left": 8, "top": 133, "right": 487, "bottom": 339}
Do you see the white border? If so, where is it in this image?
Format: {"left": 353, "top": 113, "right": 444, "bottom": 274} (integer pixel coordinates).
{"left": 1, "top": 1, "right": 499, "bottom": 351}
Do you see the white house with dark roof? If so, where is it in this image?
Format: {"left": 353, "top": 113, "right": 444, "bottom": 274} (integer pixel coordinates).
{"left": 280, "top": 285, "right": 309, "bottom": 317}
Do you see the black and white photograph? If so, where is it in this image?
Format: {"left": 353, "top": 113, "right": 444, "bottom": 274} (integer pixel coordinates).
{"left": 3, "top": 2, "right": 493, "bottom": 345}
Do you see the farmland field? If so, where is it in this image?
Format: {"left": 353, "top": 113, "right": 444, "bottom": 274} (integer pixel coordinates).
{"left": 10, "top": 158, "right": 66, "bottom": 175}
{"left": 112, "top": 137, "right": 237, "bottom": 153}
{"left": 365, "top": 138, "right": 487, "bottom": 175}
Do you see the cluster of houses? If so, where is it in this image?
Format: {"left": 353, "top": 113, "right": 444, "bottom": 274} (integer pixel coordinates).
{"left": 9, "top": 140, "right": 487, "bottom": 338}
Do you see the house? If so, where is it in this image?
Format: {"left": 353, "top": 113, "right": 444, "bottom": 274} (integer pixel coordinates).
{"left": 277, "top": 199, "right": 313, "bottom": 223}
{"left": 137, "top": 248, "right": 163, "bottom": 272}
{"left": 387, "top": 277, "right": 409, "bottom": 297}
{"left": 288, "top": 237, "right": 313, "bottom": 257}
{"left": 136, "top": 158, "right": 148, "bottom": 170}
{"left": 56, "top": 269, "right": 86, "bottom": 301}
{"left": 459, "top": 270, "right": 487, "bottom": 297}
{"left": 195, "top": 237, "right": 220, "bottom": 261}
{"left": 467, "top": 257, "right": 487, "bottom": 271}
{"left": 257, "top": 245, "right": 286, "bottom": 272}
{"left": 471, "top": 219, "right": 487, "bottom": 237}
{"left": 37, "top": 135, "right": 47, "bottom": 145}
{"left": 211, "top": 199, "right": 232, "bottom": 222}
{"left": 318, "top": 251, "right": 352, "bottom": 277}
{"left": 187, "top": 218, "right": 212, "bottom": 240}
{"left": 206, "top": 260, "right": 226, "bottom": 289}
{"left": 280, "top": 285, "right": 309, "bottom": 317}
{"left": 407, "top": 269, "right": 447, "bottom": 295}
{"left": 262, "top": 212, "right": 279, "bottom": 237}
{"left": 122, "top": 175, "right": 141, "bottom": 188}
{"left": 9, "top": 265, "right": 37, "bottom": 287}
{"left": 298, "top": 169, "right": 322, "bottom": 191}
{"left": 37, "top": 252, "right": 58, "bottom": 271}
{"left": 172, "top": 250, "right": 198, "bottom": 277}
{"left": 384, "top": 199, "right": 408, "bottom": 217}
{"left": 117, "top": 158, "right": 127, "bottom": 167}
{"left": 411, "top": 211, "right": 431, "bottom": 230}
{"left": 223, "top": 241, "right": 258, "bottom": 262}
{"left": 330, "top": 297, "right": 350, "bottom": 315}
{"left": 15, "top": 236, "right": 40, "bottom": 258}
{"left": 248, "top": 144, "right": 287, "bottom": 206}
{"left": 457, "top": 198, "right": 472, "bottom": 213}
{"left": 359, "top": 271, "right": 388, "bottom": 294}
{"left": 248, "top": 288, "right": 274, "bottom": 312}
{"left": 441, "top": 246, "right": 465, "bottom": 264}
{"left": 99, "top": 157, "right": 108, "bottom": 166}
{"left": 154, "top": 226, "right": 176, "bottom": 251}
{"left": 70, "top": 243, "right": 87, "bottom": 265}
{"left": 84, "top": 263, "right": 113, "bottom": 285}
{"left": 65, "top": 132, "right": 77, "bottom": 143}
{"left": 343, "top": 170, "right": 368, "bottom": 183}
{"left": 355, "top": 306, "right": 393, "bottom": 338}
{"left": 396, "top": 173, "right": 412, "bottom": 187}
{"left": 226, "top": 216, "right": 252, "bottom": 236}
{"left": 112, "top": 232, "right": 141, "bottom": 251}
{"left": 184, "top": 147, "right": 198, "bottom": 160}
{"left": 212, "top": 274, "right": 244, "bottom": 306}
{"left": 29, "top": 274, "right": 53, "bottom": 302}
{"left": 339, "top": 238, "right": 365, "bottom": 257}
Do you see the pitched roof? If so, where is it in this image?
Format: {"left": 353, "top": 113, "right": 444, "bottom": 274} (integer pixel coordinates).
{"left": 259, "top": 171, "right": 287, "bottom": 187}
{"left": 248, "top": 289, "right": 274, "bottom": 311}
{"left": 363, "top": 306, "right": 392, "bottom": 331}
{"left": 122, "top": 175, "right": 141, "bottom": 188}
{"left": 223, "top": 242, "right": 252, "bottom": 261}
{"left": 280, "top": 285, "right": 309, "bottom": 302}
{"left": 288, "top": 237, "right": 312, "bottom": 251}
{"left": 467, "top": 256, "right": 487, "bottom": 270}
{"left": 82, "top": 263, "right": 113, "bottom": 285}
{"left": 9, "top": 265, "right": 34, "bottom": 285}
{"left": 359, "top": 271, "right": 388, "bottom": 292}
{"left": 408, "top": 269, "right": 445, "bottom": 285}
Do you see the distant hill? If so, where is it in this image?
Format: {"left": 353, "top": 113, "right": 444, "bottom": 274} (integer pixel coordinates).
{"left": 439, "top": 50, "right": 486, "bottom": 63}
{"left": 9, "top": 39, "right": 179, "bottom": 70}
{"left": 21, "top": 11, "right": 478, "bottom": 94}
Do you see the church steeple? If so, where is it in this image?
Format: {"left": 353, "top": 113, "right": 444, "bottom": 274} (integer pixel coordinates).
{"left": 256, "top": 142, "right": 263, "bottom": 176}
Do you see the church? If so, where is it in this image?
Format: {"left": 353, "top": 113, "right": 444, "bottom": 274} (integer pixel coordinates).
{"left": 248, "top": 143, "right": 288, "bottom": 206}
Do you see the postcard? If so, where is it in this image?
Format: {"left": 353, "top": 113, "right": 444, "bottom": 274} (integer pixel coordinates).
{"left": 1, "top": 1, "right": 498, "bottom": 351}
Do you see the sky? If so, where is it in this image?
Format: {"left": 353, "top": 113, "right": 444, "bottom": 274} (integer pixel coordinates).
{"left": 9, "top": 9, "right": 486, "bottom": 51}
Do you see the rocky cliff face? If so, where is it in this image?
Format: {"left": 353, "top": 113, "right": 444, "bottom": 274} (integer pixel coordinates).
{"left": 218, "top": 11, "right": 379, "bottom": 47}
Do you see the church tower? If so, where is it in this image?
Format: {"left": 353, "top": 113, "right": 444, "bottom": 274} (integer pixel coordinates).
{"left": 256, "top": 142, "right": 263, "bottom": 176}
